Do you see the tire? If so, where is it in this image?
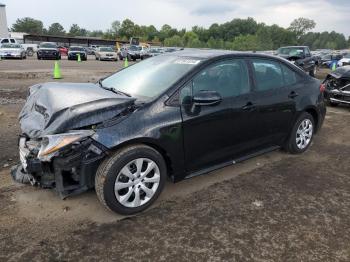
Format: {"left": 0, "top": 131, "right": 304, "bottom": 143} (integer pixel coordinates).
{"left": 95, "top": 56, "right": 98, "bottom": 60}
{"left": 95, "top": 144, "right": 167, "bottom": 215}
{"left": 285, "top": 112, "right": 315, "bottom": 154}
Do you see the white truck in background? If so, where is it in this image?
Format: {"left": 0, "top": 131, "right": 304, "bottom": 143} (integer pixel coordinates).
{"left": 0, "top": 37, "right": 39, "bottom": 56}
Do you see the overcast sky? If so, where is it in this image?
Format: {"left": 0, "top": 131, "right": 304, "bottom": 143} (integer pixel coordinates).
{"left": 2, "top": 0, "right": 350, "bottom": 36}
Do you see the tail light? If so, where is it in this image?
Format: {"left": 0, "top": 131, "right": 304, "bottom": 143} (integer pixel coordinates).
{"left": 320, "top": 83, "right": 326, "bottom": 93}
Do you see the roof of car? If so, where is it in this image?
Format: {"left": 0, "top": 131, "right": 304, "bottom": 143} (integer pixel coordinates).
{"left": 279, "top": 46, "right": 308, "bottom": 48}
{"left": 168, "top": 49, "right": 280, "bottom": 61}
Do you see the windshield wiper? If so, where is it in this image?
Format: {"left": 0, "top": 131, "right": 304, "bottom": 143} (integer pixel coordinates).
{"left": 97, "top": 79, "right": 132, "bottom": 97}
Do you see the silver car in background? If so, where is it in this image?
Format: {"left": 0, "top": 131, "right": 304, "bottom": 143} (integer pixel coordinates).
{"left": 0, "top": 43, "right": 27, "bottom": 59}
{"left": 95, "top": 47, "right": 118, "bottom": 61}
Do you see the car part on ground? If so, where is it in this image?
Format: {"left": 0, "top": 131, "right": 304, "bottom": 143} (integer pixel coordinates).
{"left": 11, "top": 50, "right": 326, "bottom": 214}
{"left": 323, "top": 65, "right": 350, "bottom": 106}
{"left": 37, "top": 42, "right": 61, "bottom": 60}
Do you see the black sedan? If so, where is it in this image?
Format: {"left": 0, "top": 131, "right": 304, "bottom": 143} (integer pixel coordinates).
{"left": 37, "top": 42, "right": 61, "bottom": 60}
{"left": 68, "top": 46, "right": 87, "bottom": 61}
{"left": 12, "top": 50, "right": 326, "bottom": 215}
{"left": 323, "top": 66, "right": 350, "bottom": 106}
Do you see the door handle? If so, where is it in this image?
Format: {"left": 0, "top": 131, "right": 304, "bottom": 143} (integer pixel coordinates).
{"left": 242, "top": 102, "right": 256, "bottom": 111}
{"left": 288, "top": 91, "right": 299, "bottom": 99}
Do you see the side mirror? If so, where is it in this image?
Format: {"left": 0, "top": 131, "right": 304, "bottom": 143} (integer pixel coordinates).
{"left": 193, "top": 90, "right": 222, "bottom": 106}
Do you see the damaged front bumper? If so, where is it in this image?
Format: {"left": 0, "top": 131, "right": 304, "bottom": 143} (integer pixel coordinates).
{"left": 11, "top": 136, "right": 107, "bottom": 199}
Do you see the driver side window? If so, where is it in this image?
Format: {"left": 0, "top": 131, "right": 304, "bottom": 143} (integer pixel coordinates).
{"left": 192, "top": 59, "right": 250, "bottom": 99}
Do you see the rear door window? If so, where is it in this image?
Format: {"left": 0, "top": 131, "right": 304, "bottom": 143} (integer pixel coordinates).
{"left": 281, "top": 63, "right": 298, "bottom": 86}
{"left": 252, "top": 59, "right": 284, "bottom": 91}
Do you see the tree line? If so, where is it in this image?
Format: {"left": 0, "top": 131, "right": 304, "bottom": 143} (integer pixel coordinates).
{"left": 11, "top": 17, "right": 350, "bottom": 50}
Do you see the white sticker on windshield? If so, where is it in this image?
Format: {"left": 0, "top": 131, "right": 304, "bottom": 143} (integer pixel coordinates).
{"left": 175, "top": 59, "right": 201, "bottom": 65}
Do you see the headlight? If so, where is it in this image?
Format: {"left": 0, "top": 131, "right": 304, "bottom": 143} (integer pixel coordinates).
{"left": 38, "top": 130, "right": 94, "bottom": 160}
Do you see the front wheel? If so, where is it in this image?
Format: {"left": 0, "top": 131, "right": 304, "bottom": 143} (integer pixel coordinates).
{"left": 285, "top": 112, "right": 315, "bottom": 154}
{"left": 95, "top": 145, "right": 167, "bottom": 215}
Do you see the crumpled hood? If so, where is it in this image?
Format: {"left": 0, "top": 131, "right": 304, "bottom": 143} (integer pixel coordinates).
{"left": 329, "top": 65, "right": 350, "bottom": 79}
{"left": 19, "top": 82, "right": 136, "bottom": 138}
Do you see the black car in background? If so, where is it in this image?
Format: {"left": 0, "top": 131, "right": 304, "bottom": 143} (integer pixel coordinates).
{"left": 12, "top": 50, "right": 326, "bottom": 215}
{"left": 127, "top": 45, "right": 142, "bottom": 61}
{"left": 68, "top": 46, "right": 87, "bottom": 61}
{"left": 323, "top": 65, "right": 350, "bottom": 106}
{"left": 37, "top": 42, "right": 61, "bottom": 60}
{"left": 277, "top": 46, "right": 318, "bottom": 76}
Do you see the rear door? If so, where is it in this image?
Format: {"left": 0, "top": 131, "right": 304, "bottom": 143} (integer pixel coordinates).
{"left": 249, "top": 58, "right": 301, "bottom": 146}
{"left": 180, "top": 58, "right": 255, "bottom": 173}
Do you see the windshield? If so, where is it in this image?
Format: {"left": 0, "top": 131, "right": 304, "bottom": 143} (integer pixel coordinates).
{"left": 1, "top": 44, "right": 21, "bottom": 48}
{"left": 70, "top": 47, "right": 84, "bottom": 51}
{"left": 40, "top": 43, "right": 57, "bottom": 49}
{"left": 150, "top": 49, "right": 161, "bottom": 53}
{"left": 277, "top": 47, "right": 304, "bottom": 57}
{"left": 343, "top": 54, "right": 350, "bottom": 58}
{"left": 101, "top": 55, "right": 201, "bottom": 99}
{"left": 129, "top": 45, "right": 141, "bottom": 51}
{"left": 100, "top": 47, "right": 113, "bottom": 52}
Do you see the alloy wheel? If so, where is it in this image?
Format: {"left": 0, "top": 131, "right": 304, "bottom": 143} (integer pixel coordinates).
{"left": 114, "top": 158, "right": 160, "bottom": 208}
{"left": 296, "top": 119, "right": 313, "bottom": 149}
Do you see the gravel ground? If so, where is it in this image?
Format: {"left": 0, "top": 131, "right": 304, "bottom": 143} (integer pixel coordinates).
{"left": 0, "top": 58, "right": 349, "bottom": 261}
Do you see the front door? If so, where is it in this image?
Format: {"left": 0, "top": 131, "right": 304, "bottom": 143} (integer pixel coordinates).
{"left": 180, "top": 58, "right": 254, "bottom": 173}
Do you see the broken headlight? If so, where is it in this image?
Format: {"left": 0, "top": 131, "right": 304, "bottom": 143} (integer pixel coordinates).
{"left": 38, "top": 130, "right": 95, "bottom": 161}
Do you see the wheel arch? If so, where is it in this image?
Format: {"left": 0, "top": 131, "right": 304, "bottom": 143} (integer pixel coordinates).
{"left": 107, "top": 138, "right": 175, "bottom": 179}
{"left": 304, "top": 106, "right": 319, "bottom": 133}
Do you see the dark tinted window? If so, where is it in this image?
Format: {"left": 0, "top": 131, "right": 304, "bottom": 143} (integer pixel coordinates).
{"left": 281, "top": 63, "right": 298, "bottom": 86}
{"left": 1, "top": 39, "right": 9, "bottom": 43}
{"left": 193, "top": 59, "right": 250, "bottom": 98}
{"left": 252, "top": 59, "right": 284, "bottom": 91}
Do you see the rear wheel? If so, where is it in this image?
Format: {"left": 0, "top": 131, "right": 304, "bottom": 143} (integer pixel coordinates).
{"left": 95, "top": 145, "right": 166, "bottom": 215}
{"left": 285, "top": 112, "right": 315, "bottom": 154}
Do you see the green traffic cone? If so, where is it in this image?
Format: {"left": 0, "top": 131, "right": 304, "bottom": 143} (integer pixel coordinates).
{"left": 53, "top": 61, "right": 62, "bottom": 79}
{"left": 332, "top": 62, "right": 336, "bottom": 71}
{"left": 124, "top": 57, "right": 128, "bottom": 68}
{"left": 77, "top": 53, "right": 81, "bottom": 62}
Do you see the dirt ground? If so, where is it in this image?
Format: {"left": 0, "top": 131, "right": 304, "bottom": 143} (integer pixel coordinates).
{"left": 0, "top": 57, "right": 349, "bottom": 261}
